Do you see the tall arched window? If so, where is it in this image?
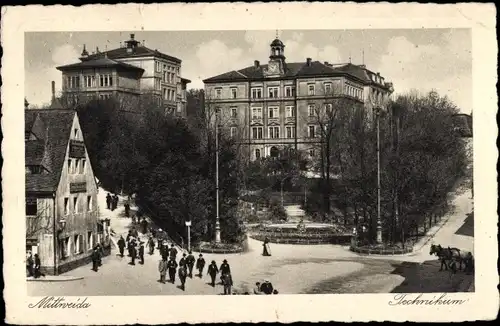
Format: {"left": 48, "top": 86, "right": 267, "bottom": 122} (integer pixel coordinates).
{"left": 255, "top": 149, "right": 261, "bottom": 160}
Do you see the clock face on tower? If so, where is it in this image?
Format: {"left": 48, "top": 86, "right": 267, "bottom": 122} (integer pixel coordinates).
{"left": 268, "top": 62, "right": 279, "bottom": 74}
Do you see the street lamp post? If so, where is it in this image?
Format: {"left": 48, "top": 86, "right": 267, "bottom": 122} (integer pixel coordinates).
{"left": 185, "top": 221, "right": 192, "bottom": 252}
{"left": 374, "top": 106, "right": 383, "bottom": 244}
{"left": 214, "top": 111, "right": 221, "bottom": 243}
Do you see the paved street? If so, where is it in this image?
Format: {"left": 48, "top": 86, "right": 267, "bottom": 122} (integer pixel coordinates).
{"left": 28, "top": 183, "right": 474, "bottom": 296}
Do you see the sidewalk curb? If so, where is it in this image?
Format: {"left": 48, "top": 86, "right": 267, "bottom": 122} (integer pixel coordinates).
{"left": 27, "top": 276, "right": 84, "bottom": 282}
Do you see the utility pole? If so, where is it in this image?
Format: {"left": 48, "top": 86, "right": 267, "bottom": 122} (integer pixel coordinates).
{"left": 375, "top": 107, "right": 383, "bottom": 244}
{"left": 215, "top": 111, "right": 221, "bottom": 243}
{"left": 185, "top": 221, "right": 192, "bottom": 252}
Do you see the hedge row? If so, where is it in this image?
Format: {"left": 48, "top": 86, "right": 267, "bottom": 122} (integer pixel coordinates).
{"left": 349, "top": 245, "right": 414, "bottom": 255}
{"left": 195, "top": 242, "right": 245, "bottom": 254}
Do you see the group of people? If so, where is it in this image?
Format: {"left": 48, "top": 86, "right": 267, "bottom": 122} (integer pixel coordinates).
{"left": 116, "top": 229, "right": 145, "bottom": 266}
{"left": 254, "top": 280, "right": 278, "bottom": 295}
{"left": 26, "top": 251, "right": 44, "bottom": 278}
{"left": 106, "top": 193, "right": 120, "bottom": 211}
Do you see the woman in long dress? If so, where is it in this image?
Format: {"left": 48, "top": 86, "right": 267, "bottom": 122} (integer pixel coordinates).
{"left": 262, "top": 237, "right": 272, "bottom": 256}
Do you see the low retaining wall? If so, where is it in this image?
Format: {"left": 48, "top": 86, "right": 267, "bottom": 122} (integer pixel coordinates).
{"left": 349, "top": 245, "right": 413, "bottom": 255}
{"left": 40, "top": 245, "right": 112, "bottom": 275}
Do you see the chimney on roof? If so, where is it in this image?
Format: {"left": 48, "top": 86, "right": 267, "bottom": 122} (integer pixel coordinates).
{"left": 51, "top": 81, "right": 56, "bottom": 103}
{"left": 96, "top": 46, "right": 100, "bottom": 53}
{"left": 359, "top": 64, "right": 366, "bottom": 69}
{"left": 254, "top": 60, "right": 260, "bottom": 68}
{"left": 142, "top": 40, "right": 145, "bottom": 47}
{"left": 306, "top": 58, "right": 312, "bottom": 66}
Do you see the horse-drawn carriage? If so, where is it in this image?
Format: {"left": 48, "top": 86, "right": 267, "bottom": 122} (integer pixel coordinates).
{"left": 429, "top": 244, "right": 474, "bottom": 274}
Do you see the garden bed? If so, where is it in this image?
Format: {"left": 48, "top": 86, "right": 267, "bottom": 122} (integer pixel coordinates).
{"left": 195, "top": 241, "right": 246, "bottom": 254}
{"left": 251, "top": 233, "right": 351, "bottom": 245}
{"left": 350, "top": 243, "right": 414, "bottom": 255}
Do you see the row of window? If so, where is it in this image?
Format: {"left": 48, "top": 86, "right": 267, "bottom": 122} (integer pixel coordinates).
{"left": 68, "top": 158, "right": 86, "bottom": 175}
{"left": 163, "top": 88, "right": 177, "bottom": 101}
{"left": 253, "top": 148, "right": 315, "bottom": 160}
{"left": 163, "top": 71, "right": 176, "bottom": 84}
{"left": 215, "top": 82, "right": 354, "bottom": 99}
{"left": 250, "top": 125, "right": 317, "bottom": 139}
{"left": 60, "top": 231, "right": 97, "bottom": 259}
{"left": 249, "top": 104, "right": 333, "bottom": 120}
{"left": 66, "top": 75, "right": 113, "bottom": 89}
{"left": 155, "top": 61, "right": 180, "bottom": 75}
{"left": 63, "top": 194, "right": 93, "bottom": 215}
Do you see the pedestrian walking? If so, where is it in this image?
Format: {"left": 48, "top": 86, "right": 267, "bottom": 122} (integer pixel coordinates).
{"left": 262, "top": 237, "right": 272, "bottom": 256}
{"left": 147, "top": 236, "right": 155, "bottom": 255}
{"left": 91, "top": 248, "right": 100, "bottom": 272}
{"left": 167, "top": 256, "right": 178, "bottom": 284}
{"left": 139, "top": 242, "right": 145, "bottom": 265}
{"left": 106, "top": 193, "right": 112, "bottom": 210}
{"left": 124, "top": 202, "right": 130, "bottom": 217}
{"left": 141, "top": 218, "right": 148, "bottom": 234}
{"left": 220, "top": 259, "right": 231, "bottom": 276}
{"left": 186, "top": 251, "right": 196, "bottom": 278}
{"left": 118, "top": 235, "right": 126, "bottom": 257}
{"left": 196, "top": 254, "right": 206, "bottom": 278}
{"left": 26, "top": 251, "right": 34, "bottom": 277}
{"left": 169, "top": 244, "right": 178, "bottom": 259}
{"left": 130, "top": 241, "right": 137, "bottom": 265}
{"left": 207, "top": 260, "right": 219, "bottom": 287}
{"left": 33, "top": 254, "right": 45, "bottom": 278}
{"left": 179, "top": 253, "right": 187, "bottom": 268}
{"left": 113, "top": 194, "right": 119, "bottom": 211}
{"left": 157, "top": 229, "right": 164, "bottom": 250}
{"left": 222, "top": 273, "right": 233, "bottom": 295}
{"left": 131, "top": 227, "right": 139, "bottom": 238}
{"left": 95, "top": 244, "right": 103, "bottom": 266}
{"left": 178, "top": 265, "right": 188, "bottom": 291}
{"left": 158, "top": 256, "right": 168, "bottom": 283}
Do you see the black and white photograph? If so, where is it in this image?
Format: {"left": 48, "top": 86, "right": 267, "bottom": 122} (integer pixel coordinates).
{"left": 2, "top": 3, "right": 498, "bottom": 324}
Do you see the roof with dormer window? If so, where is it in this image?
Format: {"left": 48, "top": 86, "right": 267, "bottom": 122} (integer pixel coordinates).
{"left": 203, "top": 61, "right": 388, "bottom": 88}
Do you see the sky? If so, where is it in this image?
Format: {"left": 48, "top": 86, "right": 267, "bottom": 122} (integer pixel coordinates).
{"left": 25, "top": 29, "right": 472, "bottom": 113}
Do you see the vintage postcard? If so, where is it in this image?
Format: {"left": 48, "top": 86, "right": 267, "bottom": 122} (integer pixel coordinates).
{"left": 2, "top": 3, "right": 498, "bottom": 324}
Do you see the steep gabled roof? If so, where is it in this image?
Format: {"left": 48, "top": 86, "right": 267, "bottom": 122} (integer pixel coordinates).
{"left": 83, "top": 45, "right": 181, "bottom": 63}
{"left": 25, "top": 109, "right": 76, "bottom": 193}
{"left": 56, "top": 57, "right": 145, "bottom": 72}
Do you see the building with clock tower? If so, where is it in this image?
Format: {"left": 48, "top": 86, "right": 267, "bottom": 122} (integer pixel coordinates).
{"left": 203, "top": 35, "right": 394, "bottom": 163}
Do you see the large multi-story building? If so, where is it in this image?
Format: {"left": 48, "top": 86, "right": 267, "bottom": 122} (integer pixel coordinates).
{"left": 203, "top": 37, "right": 394, "bottom": 161}
{"left": 57, "top": 33, "right": 191, "bottom": 117}
{"left": 25, "top": 109, "right": 111, "bottom": 275}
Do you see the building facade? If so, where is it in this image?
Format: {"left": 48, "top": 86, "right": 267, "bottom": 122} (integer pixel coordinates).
{"left": 25, "top": 109, "right": 110, "bottom": 275}
{"left": 203, "top": 37, "right": 394, "bottom": 161}
{"left": 57, "top": 34, "right": 191, "bottom": 117}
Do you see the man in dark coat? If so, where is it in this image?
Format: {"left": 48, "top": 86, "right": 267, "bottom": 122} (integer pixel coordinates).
{"left": 207, "top": 260, "right": 219, "bottom": 287}
{"left": 117, "top": 235, "right": 126, "bottom": 257}
{"left": 33, "top": 254, "right": 44, "bottom": 278}
{"left": 130, "top": 241, "right": 137, "bottom": 265}
{"left": 220, "top": 259, "right": 231, "bottom": 276}
{"left": 147, "top": 236, "right": 155, "bottom": 255}
{"left": 91, "top": 248, "right": 100, "bottom": 272}
{"left": 140, "top": 218, "right": 148, "bottom": 234}
{"left": 106, "top": 193, "right": 112, "bottom": 210}
{"left": 186, "top": 251, "right": 196, "bottom": 278}
{"left": 124, "top": 202, "right": 130, "bottom": 217}
{"left": 178, "top": 265, "right": 188, "bottom": 291}
{"left": 260, "top": 280, "right": 274, "bottom": 294}
{"left": 169, "top": 244, "right": 178, "bottom": 259}
{"left": 167, "top": 256, "right": 178, "bottom": 284}
{"left": 112, "top": 194, "right": 119, "bottom": 211}
{"left": 94, "top": 244, "right": 103, "bottom": 266}
{"left": 179, "top": 253, "right": 187, "bottom": 268}
{"left": 196, "top": 254, "right": 206, "bottom": 278}
{"left": 26, "top": 251, "right": 34, "bottom": 277}
{"left": 138, "top": 242, "right": 145, "bottom": 265}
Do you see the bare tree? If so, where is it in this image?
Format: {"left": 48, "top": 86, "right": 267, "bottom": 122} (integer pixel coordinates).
{"left": 26, "top": 203, "right": 52, "bottom": 239}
